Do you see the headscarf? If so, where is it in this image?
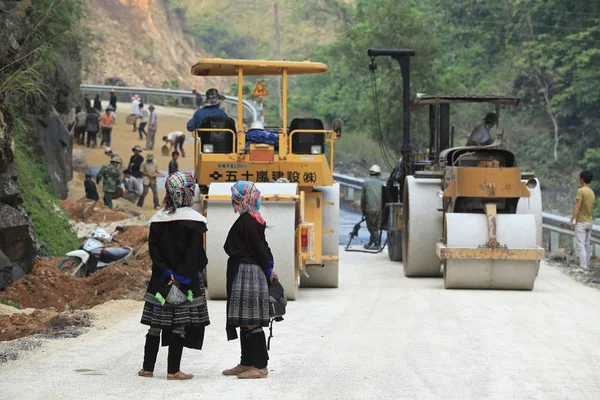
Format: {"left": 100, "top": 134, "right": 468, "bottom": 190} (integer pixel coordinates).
{"left": 164, "top": 172, "right": 195, "bottom": 214}
{"left": 231, "top": 181, "right": 265, "bottom": 225}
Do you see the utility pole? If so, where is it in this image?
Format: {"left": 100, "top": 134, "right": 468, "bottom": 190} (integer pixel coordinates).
{"left": 274, "top": 0, "right": 282, "bottom": 120}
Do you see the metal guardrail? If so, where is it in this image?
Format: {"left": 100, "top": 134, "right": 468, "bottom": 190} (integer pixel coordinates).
{"left": 333, "top": 173, "right": 363, "bottom": 190}
{"left": 333, "top": 173, "right": 600, "bottom": 247}
{"left": 80, "top": 84, "right": 259, "bottom": 122}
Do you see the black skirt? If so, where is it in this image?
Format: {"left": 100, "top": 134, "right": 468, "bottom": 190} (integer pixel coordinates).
{"left": 227, "top": 263, "right": 270, "bottom": 328}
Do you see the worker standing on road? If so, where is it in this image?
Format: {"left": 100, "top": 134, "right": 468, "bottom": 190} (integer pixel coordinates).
{"left": 139, "top": 171, "right": 210, "bottom": 380}
{"left": 223, "top": 181, "right": 275, "bottom": 379}
{"left": 168, "top": 151, "right": 179, "bottom": 175}
{"left": 568, "top": 171, "right": 596, "bottom": 270}
{"left": 192, "top": 89, "right": 204, "bottom": 108}
{"left": 100, "top": 106, "right": 115, "bottom": 147}
{"left": 93, "top": 93, "right": 102, "bottom": 113}
{"left": 74, "top": 106, "right": 87, "bottom": 145}
{"left": 85, "top": 107, "right": 100, "bottom": 148}
{"left": 146, "top": 105, "right": 157, "bottom": 150}
{"left": 361, "top": 165, "right": 384, "bottom": 250}
{"left": 137, "top": 152, "right": 163, "bottom": 209}
{"left": 128, "top": 145, "right": 144, "bottom": 183}
{"left": 131, "top": 95, "right": 141, "bottom": 132}
{"left": 109, "top": 89, "right": 117, "bottom": 113}
{"left": 466, "top": 113, "right": 498, "bottom": 147}
{"left": 96, "top": 155, "right": 122, "bottom": 209}
{"left": 186, "top": 88, "right": 227, "bottom": 131}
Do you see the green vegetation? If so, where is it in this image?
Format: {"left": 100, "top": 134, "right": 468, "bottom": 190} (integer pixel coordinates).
{"left": 0, "top": 0, "right": 88, "bottom": 255}
{"left": 0, "top": 296, "right": 21, "bottom": 310}
{"left": 171, "top": 1, "right": 600, "bottom": 212}
{"left": 13, "top": 132, "right": 79, "bottom": 256}
{"left": 133, "top": 39, "right": 155, "bottom": 62}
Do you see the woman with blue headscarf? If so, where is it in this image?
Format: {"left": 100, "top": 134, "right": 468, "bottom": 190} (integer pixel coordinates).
{"left": 138, "top": 172, "right": 210, "bottom": 380}
{"left": 222, "top": 181, "right": 275, "bottom": 379}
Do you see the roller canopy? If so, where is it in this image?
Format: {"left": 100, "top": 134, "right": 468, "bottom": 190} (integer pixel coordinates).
{"left": 411, "top": 94, "right": 520, "bottom": 110}
{"left": 191, "top": 59, "right": 329, "bottom": 76}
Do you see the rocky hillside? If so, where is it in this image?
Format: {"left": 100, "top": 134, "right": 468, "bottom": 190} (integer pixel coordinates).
{"left": 84, "top": 0, "right": 228, "bottom": 90}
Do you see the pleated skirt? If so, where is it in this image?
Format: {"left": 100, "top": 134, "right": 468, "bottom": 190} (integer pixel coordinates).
{"left": 227, "top": 263, "right": 270, "bottom": 327}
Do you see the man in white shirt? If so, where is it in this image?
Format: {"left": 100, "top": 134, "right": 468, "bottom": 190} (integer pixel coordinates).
{"left": 130, "top": 95, "right": 141, "bottom": 132}
{"left": 162, "top": 131, "right": 187, "bottom": 158}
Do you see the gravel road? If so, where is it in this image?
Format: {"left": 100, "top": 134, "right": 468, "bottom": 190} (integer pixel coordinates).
{"left": 1, "top": 251, "right": 599, "bottom": 400}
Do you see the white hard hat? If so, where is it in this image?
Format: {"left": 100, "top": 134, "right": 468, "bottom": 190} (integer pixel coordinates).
{"left": 369, "top": 164, "right": 381, "bottom": 174}
{"left": 249, "top": 120, "right": 264, "bottom": 131}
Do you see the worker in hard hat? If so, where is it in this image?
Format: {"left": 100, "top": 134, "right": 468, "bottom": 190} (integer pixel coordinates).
{"left": 245, "top": 120, "right": 278, "bottom": 149}
{"left": 466, "top": 112, "right": 498, "bottom": 147}
{"left": 361, "top": 165, "right": 384, "bottom": 249}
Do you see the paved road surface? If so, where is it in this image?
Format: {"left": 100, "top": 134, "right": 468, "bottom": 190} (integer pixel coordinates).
{"left": 1, "top": 252, "right": 599, "bottom": 400}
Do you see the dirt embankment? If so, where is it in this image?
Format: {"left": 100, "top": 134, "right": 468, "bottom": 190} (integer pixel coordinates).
{"left": 0, "top": 224, "right": 150, "bottom": 342}
{"left": 85, "top": 0, "right": 229, "bottom": 90}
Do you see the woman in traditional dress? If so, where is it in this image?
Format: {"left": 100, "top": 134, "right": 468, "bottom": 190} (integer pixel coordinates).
{"left": 222, "top": 181, "right": 276, "bottom": 379}
{"left": 138, "top": 172, "right": 210, "bottom": 380}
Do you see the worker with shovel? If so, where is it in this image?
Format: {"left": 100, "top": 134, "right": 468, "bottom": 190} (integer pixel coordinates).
{"left": 361, "top": 165, "right": 384, "bottom": 250}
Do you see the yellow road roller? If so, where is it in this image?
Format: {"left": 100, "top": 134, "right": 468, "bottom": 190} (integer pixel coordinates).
{"left": 190, "top": 59, "right": 342, "bottom": 300}
{"left": 369, "top": 49, "right": 544, "bottom": 290}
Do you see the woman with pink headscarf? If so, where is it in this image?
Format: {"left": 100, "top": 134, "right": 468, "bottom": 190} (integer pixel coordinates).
{"left": 222, "top": 181, "right": 276, "bottom": 379}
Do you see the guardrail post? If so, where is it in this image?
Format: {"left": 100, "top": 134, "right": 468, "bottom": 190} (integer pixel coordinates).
{"left": 550, "top": 231, "right": 559, "bottom": 253}
{"left": 177, "top": 96, "right": 182, "bottom": 106}
{"left": 161, "top": 95, "right": 166, "bottom": 106}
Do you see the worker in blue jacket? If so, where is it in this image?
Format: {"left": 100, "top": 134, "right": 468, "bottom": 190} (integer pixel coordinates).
{"left": 186, "top": 88, "right": 228, "bottom": 132}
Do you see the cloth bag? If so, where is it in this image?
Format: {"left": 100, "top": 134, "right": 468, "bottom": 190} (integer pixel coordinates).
{"left": 165, "top": 285, "right": 187, "bottom": 305}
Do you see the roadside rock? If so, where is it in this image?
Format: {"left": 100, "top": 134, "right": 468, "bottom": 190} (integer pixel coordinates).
{"left": 33, "top": 114, "right": 73, "bottom": 199}
{"left": 0, "top": 204, "right": 35, "bottom": 275}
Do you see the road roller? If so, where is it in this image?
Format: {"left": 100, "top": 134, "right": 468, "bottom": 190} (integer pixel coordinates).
{"left": 368, "top": 48, "right": 544, "bottom": 290}
{"left": 189, "top": 59, "right": 342, "bottom": 300}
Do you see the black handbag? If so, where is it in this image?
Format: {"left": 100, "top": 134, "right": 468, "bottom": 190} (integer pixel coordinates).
{"left": 267, "top": 278, "right": 287, "bottom": 350}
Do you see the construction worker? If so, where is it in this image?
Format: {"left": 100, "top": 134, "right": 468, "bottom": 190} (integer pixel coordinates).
{"left": 361, "top": 165, "right": 384, "bottom": 249}
{"left": 186, "top": 88, "right": 227, "bottom": 131}
{"left": 466, "top": 112, "right": 498, "bottom": 147}
{"left": 137, "top": 152, "right": 163, "bottom": 209}
{"left": 96, "top": 155, "right": 122, "bottom": 209}
{"left": 146, "top": 105, "right": 157, "bottom": 150}
{"left": 568, "top": 170, "right": 596, "bottom": 270}
{"left": 109, "top": 88, "right": 117, "bottom": 112}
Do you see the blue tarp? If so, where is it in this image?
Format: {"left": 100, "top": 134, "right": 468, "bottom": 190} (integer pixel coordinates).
{"left": 245, "top": 129, "right": 279, "bottom": 150}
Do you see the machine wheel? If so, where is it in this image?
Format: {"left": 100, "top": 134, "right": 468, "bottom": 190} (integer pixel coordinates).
{"left": 517, "top": 178, "right": 543, "bottom": 247}
{"left": 402, "top": 176, "right": 443, "bottom": 277}
{"left": 206, "top": 182, "right": 299, "bottom": 300}
{"left": 301, "top": 183, "right": 340, "bottom": 289}
{"left": 56, "top": 257, "right": 88, "bottom": 278}
{"left": 387, "top": 230, "right": 402, "bottom": 261}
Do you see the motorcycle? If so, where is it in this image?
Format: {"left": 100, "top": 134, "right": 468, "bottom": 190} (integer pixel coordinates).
{"left": 56, "top": 227, "right": 134, "bottom": 278}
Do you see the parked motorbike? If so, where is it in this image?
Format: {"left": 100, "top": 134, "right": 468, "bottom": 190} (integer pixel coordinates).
{"left": 56, "top": 227, "right": 134, "bottom": 278}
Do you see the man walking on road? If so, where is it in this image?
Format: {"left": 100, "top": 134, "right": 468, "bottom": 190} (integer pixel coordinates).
{"left": 137, "top": 153, "right": 163, "bottom": 209}
{"left": 146, "top": 105, "right": 157, "bottom": 150}
{"left": 138, "top": 103, "right": 149, "bottom": 140}
{"left": 96, "top": 155, "right": 122, "bottom": 209}
{"left": 74, "top": 106, "right": 87, "bottom": 145}
{"left": 568, "top": 170, "right": 596, "bottom": 270}
{"left": 361, "top": 165, "right": 384, "bottom": 250}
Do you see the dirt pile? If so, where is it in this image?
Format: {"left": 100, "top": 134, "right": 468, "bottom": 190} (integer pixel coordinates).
{"left": 59, "top": 199, "right": 134, "bottom": 223}
{"left": 0, "top": 309, "right": 92, "bottom": 342}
